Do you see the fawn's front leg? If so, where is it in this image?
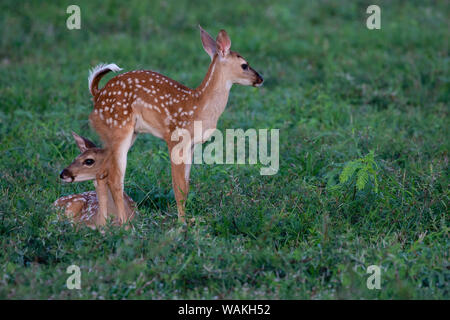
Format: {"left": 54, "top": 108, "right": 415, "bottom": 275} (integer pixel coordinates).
{"left": 169, "top": 144, "right": 193, "bottom": 223}
{"left": 107, "top": 156, "right": 128, "bottom": 225}
{"left": 170, "top": 162, "right": 189, "bottom": 223}
{"left": 104, "top": 131, "right": 133, "bottom": 225}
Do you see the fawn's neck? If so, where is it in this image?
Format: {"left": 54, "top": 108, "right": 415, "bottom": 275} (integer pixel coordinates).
{"left": 194, "top": 55, "right": 231, "bottom": 125}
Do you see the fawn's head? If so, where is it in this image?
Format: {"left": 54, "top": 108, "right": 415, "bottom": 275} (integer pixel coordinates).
{"left": 60, "top": 132, "right": 108, "bottom": 183}
{"left": 200, "top": 26, "right": 263, "bottom": 87}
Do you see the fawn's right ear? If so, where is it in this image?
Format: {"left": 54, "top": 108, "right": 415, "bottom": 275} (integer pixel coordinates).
{"left": 72, "top": 131, "right": 97, "bottom": 152}
{"left": 216, "top": 29, "right": 231, "bottom": 58}
{"left": 199, "top": 25, "right": 216, "bottom": 60}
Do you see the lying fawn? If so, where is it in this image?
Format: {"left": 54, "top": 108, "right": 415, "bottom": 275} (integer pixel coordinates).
{"left": 87, "top": 26, "right": 263, "bottom": 223}
{"left": 54, "top": 132, "right": 136, "bottom": 228}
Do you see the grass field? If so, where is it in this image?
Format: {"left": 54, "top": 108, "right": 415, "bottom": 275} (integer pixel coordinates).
{"left": 0, "top": 0, "right": 448, "bottom": 299}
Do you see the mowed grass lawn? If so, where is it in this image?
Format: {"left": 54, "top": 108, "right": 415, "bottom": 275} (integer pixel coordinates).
{"left": 0, "top": 0, "right": 448, "bottom": 299}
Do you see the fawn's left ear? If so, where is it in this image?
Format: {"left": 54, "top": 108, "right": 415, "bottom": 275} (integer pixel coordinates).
{"left": 216, "top": 29, "right": 231, "bottom": 57}
{"left": 199, "top": 25, "right": 217, "bottom": 60}
{"left": 72, "top": 131, "right": 97, "bottom": 152}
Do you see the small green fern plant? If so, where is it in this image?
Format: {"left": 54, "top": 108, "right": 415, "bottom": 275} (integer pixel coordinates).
{"left": 327, "top": 150, "right": 379, "bottom": 197}
{"left": 340, "top": 150, "right": 379, "bottom": 192}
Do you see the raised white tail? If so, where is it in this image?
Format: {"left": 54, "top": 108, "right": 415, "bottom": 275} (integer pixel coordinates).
{"left": 88, "top": 63, "right": 123, "bottom": 96}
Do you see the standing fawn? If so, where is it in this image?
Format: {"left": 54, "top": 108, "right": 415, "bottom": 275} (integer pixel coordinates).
{"left": 88, "top": 26, "right": 263, "bottom": 223}
{"left": 54, "top": 132, "right": 136, "bottom": 229}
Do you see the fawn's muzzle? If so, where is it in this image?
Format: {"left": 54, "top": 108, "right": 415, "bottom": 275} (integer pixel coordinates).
{"left": 60, "top": 169, "right": 74, "bottom": 182}
{"left": 253, "top": 70, "right": 264, "bottom": 87}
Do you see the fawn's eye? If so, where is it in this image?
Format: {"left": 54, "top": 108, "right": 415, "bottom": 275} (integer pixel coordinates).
{"left": 83, "top": 159, "right": 95, "bottom": 166}
{"left": 241, "top": 64, "right": 248, "bottom": 70}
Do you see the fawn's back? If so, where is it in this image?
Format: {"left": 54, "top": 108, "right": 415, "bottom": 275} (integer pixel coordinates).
{"left": 90, "top": 69, "right": 202, "bottom": 143}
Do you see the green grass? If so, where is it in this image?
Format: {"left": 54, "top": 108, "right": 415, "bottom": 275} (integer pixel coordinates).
{"left": 0, "top": 0, "right": 448, "bottom": 299}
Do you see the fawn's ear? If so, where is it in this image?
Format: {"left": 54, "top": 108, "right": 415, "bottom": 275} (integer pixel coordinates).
{"left": 216, "top": 29, "right": 231, "bottom": 57}
{"left": 72, "top": 131, "right": 97, "bottom": 152}
{"left": 199, "top": 25, "right": 216, "bottom": 60}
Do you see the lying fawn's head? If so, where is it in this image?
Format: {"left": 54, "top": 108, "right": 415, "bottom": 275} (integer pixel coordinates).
{"left": 60, "top": 132, "right": 108, "bottom": 183}
{"left": 200, "top": 26, "right": 263, "bottom": 87}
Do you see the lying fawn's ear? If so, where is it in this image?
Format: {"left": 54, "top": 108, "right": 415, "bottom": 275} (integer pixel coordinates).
{"left": 216, "top": 29, "right": 231, "bottom": 57}
{"left": 72, "top": 131, "right": 97, "bottom": 152}
{"left": 199, "top": 25, "right": 216, "bottom": 60}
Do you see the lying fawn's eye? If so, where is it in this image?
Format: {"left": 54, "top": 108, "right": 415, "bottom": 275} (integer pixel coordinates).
{"left": 241, "top": 64, "right": 248, "bottom": 70}
{"left": 83, "top": 159, "right": 95, "bottom": 166}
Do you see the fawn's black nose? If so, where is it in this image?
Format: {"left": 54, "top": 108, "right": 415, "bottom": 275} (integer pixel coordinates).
{"left": 60, "top": 169, "right": 70, "bottom": 180}
{"left": 252, "top": 69, "right": 264, "bottom": 87}
{"left": 255, "top": 74, "right": 264, "bottom": 86}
